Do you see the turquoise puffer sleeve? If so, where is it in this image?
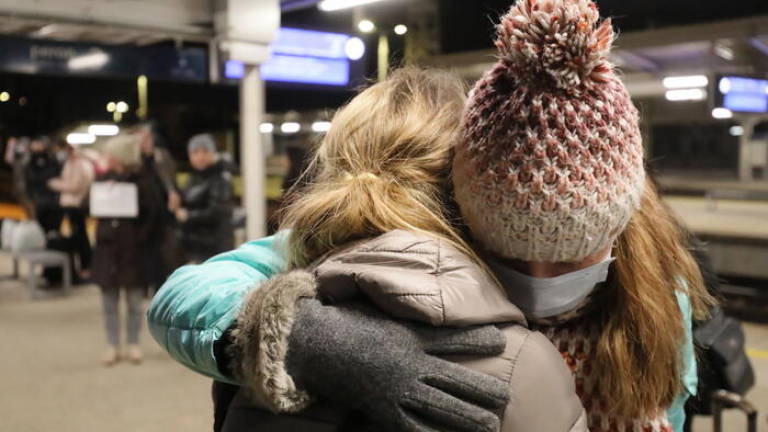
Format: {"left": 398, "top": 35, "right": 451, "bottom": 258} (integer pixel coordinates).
{"left": 667, "top": 289, "right": 697, "bottom": 432}
{"left": 147, "top": 233, "right": 287, "bottom": 383}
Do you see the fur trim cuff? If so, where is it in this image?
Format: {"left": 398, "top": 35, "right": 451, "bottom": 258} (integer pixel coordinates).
{"left": 229, "top": 270, "right": 318, "bottom": 413}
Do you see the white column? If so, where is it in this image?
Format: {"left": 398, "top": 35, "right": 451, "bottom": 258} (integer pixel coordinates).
{"left": 738, "top": 118, "right": 757, "bottom": 182}
{"left": 240, "top": 65, "right": 267, "bottom": 239}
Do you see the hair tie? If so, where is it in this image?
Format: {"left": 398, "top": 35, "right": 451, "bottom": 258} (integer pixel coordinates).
{"left": 343, "top": 172, "right": 378, "bottom": 182}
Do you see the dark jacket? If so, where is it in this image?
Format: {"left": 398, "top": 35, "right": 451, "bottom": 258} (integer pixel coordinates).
{"left": 91, "top": 170, "right": 157, "bottom": 290}
{"left": 140, "top": 150, "right": 183, "bottom": 286}
{"left": 180, "top": 161, "right": 234, "bottom": 261}
{"left": 23, "top": 152, "right": 61, "bottom": 211}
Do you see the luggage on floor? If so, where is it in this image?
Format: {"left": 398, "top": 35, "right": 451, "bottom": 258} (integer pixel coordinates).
{"left": 711, "top": 390, "right": 757, "bottom": 432}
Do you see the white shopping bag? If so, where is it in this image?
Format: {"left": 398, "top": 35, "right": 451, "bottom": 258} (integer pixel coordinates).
{"left": 10, "top": 220, "right": 46, "bottom": 253}
{"left": 89, "top": 182, "right": 139, "bottom": 218}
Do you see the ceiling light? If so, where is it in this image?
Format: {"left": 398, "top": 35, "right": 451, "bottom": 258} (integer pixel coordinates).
{"left": 312, "top": 121, "right": 332, "bottom": 132}
{"left": 281, "top": 122, "right": 301, "bottom": 134}
{"left": 260, "top": 123, "right": 274, "bottom": 134}
{"left": 729, "top": 125, "right": 744, "bottom": 136}
{"left": 712, "top": 108, "right": 733, "bottom": 119}
{"left": 319, "top": 0, "right": 388, "bottom": 12}
{"left": 0, "top": 92, "right": 9, "bottom": 102}
{"left": 714, "top": 44, "right": 735, "bottom": 61}
{"left": 358, "top": 20, "right": 376, "bottom": 33}
{"left": 719, "top": 77, "right": 732, "bottom": 94}
{"left": 106, "top": 102, "right": 116, "bottom": 112}
{"left": 88, "top": 124, "right": 119, "bottom": 136}
{"left": 665, "top": 89, "right": 707, "bottom": 102}
{"left": 67, "top": 51, "right": 109, "bottom": 70}
{"left": 345, "top": 37, "right": 366, "bottom": 60}
{"left": 394, "top": 24, "right": 408, "bottom": 35}
{"left": 663, "top": 75, "right": 709, "bottom": 89}
{"left": 66, "top": 133, "right": 96, "bottom": 145}
{"left": 115, "top": 101, "right": 129, "bottom": 113}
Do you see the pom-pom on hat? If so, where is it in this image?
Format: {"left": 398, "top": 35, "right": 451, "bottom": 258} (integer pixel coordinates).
{"left": 454, "top": 0, "right": 645, "bottom": 262}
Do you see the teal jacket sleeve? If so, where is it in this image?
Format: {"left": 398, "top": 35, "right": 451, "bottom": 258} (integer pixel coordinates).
{"left": 147, "top": 233, "right": 287, "bottom": 384}
{"left": 667, "top": 290, "right": 698, "bottom": 432}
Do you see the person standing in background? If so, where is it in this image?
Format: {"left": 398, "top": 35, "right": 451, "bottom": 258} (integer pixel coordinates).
{"left": 171, "top": 133, "right": 234, "bottom": 263}
{"left": 6, "top": 137, "right": 34, "bottom": 216}
{"left": 135, "top": 122, "right": 182, "bottom": 292}
{"left": 91, "top": 134, "right": 155, "bottom": 366}
{"left": 47, "top": 143, "right": 95, "bottom": 280}
{"left": 23, "top": 136, "right": 61, "bottom": 233}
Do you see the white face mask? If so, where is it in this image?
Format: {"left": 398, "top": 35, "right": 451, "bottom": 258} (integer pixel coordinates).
{"left": 488, "top": 251, "right": 614, "bottom": 319}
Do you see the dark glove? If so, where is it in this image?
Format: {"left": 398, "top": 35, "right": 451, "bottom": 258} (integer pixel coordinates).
{"left": 285, "top": 299, "right": 510, "bottom": 432}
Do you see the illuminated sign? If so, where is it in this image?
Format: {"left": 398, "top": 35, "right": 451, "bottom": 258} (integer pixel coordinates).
{"left": 262, "top": 55, "right": 349, "bottom": 85}
{"left": 224, "top": 27, "right": 364, "bottom": 87}
{"left": 715, "top": 75, "right": 768, "bottom": 114}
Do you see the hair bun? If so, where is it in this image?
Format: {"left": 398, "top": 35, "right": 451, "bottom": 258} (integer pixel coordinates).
{"left": 495, "top": 0, "right": 615, "bottom": 91}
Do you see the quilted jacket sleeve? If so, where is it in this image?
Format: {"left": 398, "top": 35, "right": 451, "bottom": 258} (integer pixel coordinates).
{"left": 147, "top": 233, "right": 287, "bottom": 383}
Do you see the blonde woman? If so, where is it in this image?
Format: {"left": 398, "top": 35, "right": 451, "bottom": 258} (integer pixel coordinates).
{"left": 93, "top": 134, "right": 160, "bottom": 365}
{"left": 149, "top": 67, "right": 587, "bottom": 432}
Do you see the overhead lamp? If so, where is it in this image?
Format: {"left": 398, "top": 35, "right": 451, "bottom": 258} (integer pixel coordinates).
{"left": 358, "top": 20, "right": 376, "bottom": 33}
{"left": 106, "top": 101, "right": 116, "bottom": 112}
{"left": 115, "top": 101, "right": 129, "bottom": 113}
{"left": 0, "top": 91, "right": 9, "bottom": 102}
{"left": 66, "top": 133, "right": 96, "bottom": 145}
{"left": 312, "top": 121, "right": 332, "bottom": 133}
{"left": 712, "top": 108, "right": 733, "bottom": 119}
{"left": 665, "top": 89, "right": 706, "bottom": 102}
{"left": 662, "top": 75, "right": 708, "bottom": 89}
{"left": 88, "top": 124, "right": 119, "bottom": 136}
{"left": 729, "top": 125, "right": 744, "bottom": 136}
{"left": 345, "top": 37, "right": 366, "bottom": 60}
{"left": 67, "top": 50, "right": 109, "bottom": 70}
{"left": 281, "top": 122, "right": 301, "bottom": 134}
{"left": 394, "top": 24, "right": 408, "bottom": 35}
{"left": 260, "top": 123, "right": 275, "bottom": 134}
{"left": 714, "top": 44, "right": 735, "bottom": 61}
{"left": 319, "top": 0, "right": 388, "bottom": 12}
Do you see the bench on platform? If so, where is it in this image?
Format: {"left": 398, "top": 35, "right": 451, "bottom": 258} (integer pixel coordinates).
{"left": 2, "top": 250, "right": 72, "bottom": 299}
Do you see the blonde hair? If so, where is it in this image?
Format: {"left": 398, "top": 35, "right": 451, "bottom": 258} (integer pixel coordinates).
{"left": 597, "top": 180, "right": 716, "bottom": 417}
{"left": 279, "top": 67, "right": 474, "bottom": 268}
{"left": 102, "top": 133, "right": 141, "bottom": 169}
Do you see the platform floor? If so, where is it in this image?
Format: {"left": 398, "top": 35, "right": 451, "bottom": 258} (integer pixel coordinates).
{"left": 0, "top": 274, "right": 212, "bottom": 432}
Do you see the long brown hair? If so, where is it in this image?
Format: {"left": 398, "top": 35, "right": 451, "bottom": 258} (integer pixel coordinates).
{"left": 597, "top": 180, "right": 715, "bottom": 417}
{"left": 279, "top": 67, "right": 475, "bottom": 268}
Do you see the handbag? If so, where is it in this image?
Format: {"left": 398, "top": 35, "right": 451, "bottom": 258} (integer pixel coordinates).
{"left": 686, "top": 307, "right": 755, "bottom": 415}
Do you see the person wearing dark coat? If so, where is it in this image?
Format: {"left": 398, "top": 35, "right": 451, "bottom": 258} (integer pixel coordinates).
{"left": 172, "top": 133, "right": 234, "bottom": 263}
{"left": 91, "top": 134, "right": 158, "bottom": 366}
{"left": 136, "top": 122, "right": 183, "bottom": 290}
{"left": 23, "top": 136, "right": 62, "bottom": 233}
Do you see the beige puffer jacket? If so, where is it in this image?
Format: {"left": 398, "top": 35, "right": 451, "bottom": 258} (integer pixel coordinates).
{"left": 234, "top": 230, "right": 588, "bottom": 432}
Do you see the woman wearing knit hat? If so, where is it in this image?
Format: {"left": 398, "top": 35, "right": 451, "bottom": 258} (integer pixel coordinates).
{"left": 454, "top": 0, "right": 715, "bottom": 430}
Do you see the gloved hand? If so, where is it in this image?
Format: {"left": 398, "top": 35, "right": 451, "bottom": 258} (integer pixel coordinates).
{"left": 285, "top": 299, "right": 510, "bottom": 432}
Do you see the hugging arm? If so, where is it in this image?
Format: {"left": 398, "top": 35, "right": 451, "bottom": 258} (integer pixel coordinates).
{"left": 147, "top": 237, "right": 511, "bottom": 431}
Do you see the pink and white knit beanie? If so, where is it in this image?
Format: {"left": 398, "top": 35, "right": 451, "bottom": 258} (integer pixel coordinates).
{"left": 453, "top": 0, "right": 645, "bottom": 262}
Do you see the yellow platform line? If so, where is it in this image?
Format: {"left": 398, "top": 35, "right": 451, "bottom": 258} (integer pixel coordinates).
{"left": 747, "top": 348, "right": 768, "bottom": 360}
